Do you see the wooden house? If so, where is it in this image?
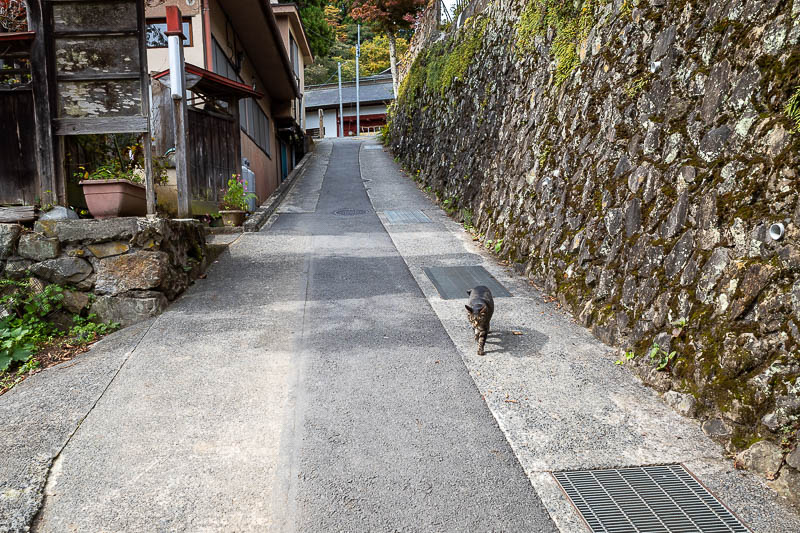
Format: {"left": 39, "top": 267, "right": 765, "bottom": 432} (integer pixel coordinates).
{"left": 145, "top": 0, "right": 312, "bottom": 212}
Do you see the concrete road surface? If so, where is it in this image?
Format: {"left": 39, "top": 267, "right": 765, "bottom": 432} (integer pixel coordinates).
{"left": 2, "top": 138, "right": 797, "bottom": 532}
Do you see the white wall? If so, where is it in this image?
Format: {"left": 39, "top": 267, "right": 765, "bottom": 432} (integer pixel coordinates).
{"left": 341, "top": 104, "right": 387, "bottom": 117}
{"left": 323, "top": 108, "right": 338, "bottom": 138}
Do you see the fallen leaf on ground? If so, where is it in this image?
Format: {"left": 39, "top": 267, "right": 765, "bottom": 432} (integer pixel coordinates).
{"left": 512, "top": 331, "right": 523, "bottom": 335}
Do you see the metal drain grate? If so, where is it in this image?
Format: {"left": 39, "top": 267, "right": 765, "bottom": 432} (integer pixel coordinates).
{"left": 363, "top": 145, "right": 383, "bottom": 150}
{"left": 333, "top": 208, "right": 367, "bottom": 216}
{"left": 553, "top": 464, "right": 750, "bottom": 533}
{"left": 383, "top": 210, "right": 432, "bottom": 224}
{"left": 423, "top": 266, "right": 511, "bottom": 300}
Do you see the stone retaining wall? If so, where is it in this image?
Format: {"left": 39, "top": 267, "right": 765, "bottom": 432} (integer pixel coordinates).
{"left": 0, "top": 218, "right": 207, "bottom": 326}
{"left": 391, "top": 0, "right": 800, "bottom": 505}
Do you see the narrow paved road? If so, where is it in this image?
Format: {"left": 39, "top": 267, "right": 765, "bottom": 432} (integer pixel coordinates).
{"left": 268, "top": 140, "right": 556, "bottom": 531}
{"left": 28, "top": 139, "right": 556, "bottom": 532}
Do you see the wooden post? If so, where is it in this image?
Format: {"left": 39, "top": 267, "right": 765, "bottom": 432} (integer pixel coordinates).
{"left": 136, "top": 0, "right": 156, "bottom": 215}
{"left": 166, "top": 6, "right": 190, "bottom": 218}
{"left": 318, "top": 108, "right": 324, "bottom": 138}
{"left": 28, "top": 0, "right": 57, "bottom": 206}
{"left": 230, "top": 95, "right": 242, "bottom": 190}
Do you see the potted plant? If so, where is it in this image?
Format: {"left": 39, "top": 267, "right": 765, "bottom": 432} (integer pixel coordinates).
{"left": 75, "top": 136, "right": 166, "bottom": 219}
{"left": 218, "top": 175, "right": 256, "bottom": 227}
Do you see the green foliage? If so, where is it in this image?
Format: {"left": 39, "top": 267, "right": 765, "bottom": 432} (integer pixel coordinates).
{"left": 0, "top": 320, "right": 35, "bottom": 372}
{"left": 784, "top": 86, "right": 800, "bottom": 133}
{"left": 379, "top": 123, "right": 391, "bottom": 144}
{"left": 649, "top": 342, "right": 678, "bottom": 371}
{"left": 515, "top": 0, "right": 595, "bottom": 86}
{"left": 305, "top": 36, "right": 409, "bottom": 85}
{"left": 461, "top": 208, "right": 474, "bottom": 229}
{"left": 0, "top": 279, "right": 119, "bottom": 383}
{"left": 485, "top": 237, "right": 504, "bottom": 254}
{"left": 397, "top": 16, "right": 487, "bottom": 107}
{"left": 671, "top": 317, "right": 688, "bottom": 328}
{"left": 70, "top": 134, "right": 168, "bottom": 185}
{"left": 493, "top": 238, "right": 504, "bottom": 254}
{"left": 219, "top": 176, "right": 257, "bottom": 211}
{"left": 0, "top": 358, "right": 39, "bottom": 392}
{"left": 0, "top": 280, "right": 65, "bottom": 371}
{"left": 286, "top": 0, "right": 334, "bottom": 58}
{"left": 69, "top": 314, "right": 120, "bottom": 344}
{"left": 615, "top": 350, "right": 636, "bottom": 365}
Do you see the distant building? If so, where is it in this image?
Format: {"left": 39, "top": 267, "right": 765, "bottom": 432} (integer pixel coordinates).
{"left": 305, "top": 74, "right": 394, "bottom": 138}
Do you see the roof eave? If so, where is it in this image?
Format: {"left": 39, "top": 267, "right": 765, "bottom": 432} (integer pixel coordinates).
{"left": 223, "top": 1, "right": 299, "bottom": 101}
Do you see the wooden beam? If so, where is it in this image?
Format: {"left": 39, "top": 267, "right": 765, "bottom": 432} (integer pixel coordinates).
{"left": 137, "top": 0, "right": 156, "bottom": 216}
{"left": 28, "top": 0, "right": 57, "bottom": 207}
{"left": 54, "top": 116, "right": 149, "bottom": 135}
{"left": 53, "top": 30, "right": 138, "bottom": 37}
{"left": 0, "top": 206, "right": 36, "bottom": 223}
{"left": 56, "top": 72, "right": 140, "bottom": 81}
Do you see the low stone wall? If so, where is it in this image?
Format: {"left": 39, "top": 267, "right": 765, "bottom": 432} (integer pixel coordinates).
{"left": 390, "top": 0, "right": 800, "bottom": 505}
{"left": 0, "top": 217, "right": 207, "bottom": 326}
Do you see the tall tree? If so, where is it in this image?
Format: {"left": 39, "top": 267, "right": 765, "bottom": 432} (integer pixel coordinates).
{"left": 349, "top": 0, "right": 427, "bottom": 97}
{"left": 282, "top": 0, "right": 335, "bottom": 58}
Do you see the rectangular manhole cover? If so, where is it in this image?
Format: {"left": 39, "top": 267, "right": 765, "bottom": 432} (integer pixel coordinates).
{"left": 553, "top": 464, "right": 750, "bottom": 533}
{"left": 364, "top": 145, "right": 383, "bottom": 150}
{"left": 423, "top": 266, "right": 511, "bottom": 300}
{"left": 383, "top": 210, "right": 432, "bottom": 224}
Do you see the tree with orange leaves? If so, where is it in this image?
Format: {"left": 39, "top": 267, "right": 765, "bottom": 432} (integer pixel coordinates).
{"left": 349, "top": 0, "right": 427, "bottom": 97}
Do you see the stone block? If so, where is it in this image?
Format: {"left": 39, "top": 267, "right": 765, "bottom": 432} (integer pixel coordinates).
{"left": 786, "top": 446, "right": 800, "bottom": 470}
{"left": 35, "top": 218, "right": 139, "bottom": 244}
{"left": 94, "top": 251, "right": 170, "bottom": 296}
{"left": 770, "top": 466, "right": 800, "bottom": 506}
{"left": 663, "top": 391, "right": 697, "bottom": 418}
{"left": 3, "top": 258, "right": 32, "bottom": 279}
{"left": 702, "top": 418, "right": 732, "bottom": 439}
{"left": 17, "top": 233, "right": 60, "bottom": 261}
{"left": 29, "top": 258, "right": 92, "bottom": 284}
{"left": 39, "top": 206, "right": 79, "bottom": 220}
{"left": 87, "top": 241, "right": 131, "bottom": 259}
{"left": 729, "top": 263, "right": 777, "bottom": 320}
{"left": 735, "top": 440, "right": 784, "bottom": 478}
{"left": 91, "top": 294, "right": 168, "bottom": 327}
{"left": 0, "top": 224, "right": 21, "bottom": 259}
{"left": 62, "top": 289, "right": 91, "bottom": 314}
{"left": 664, "top": 230, "right": 694, "bottom": 279}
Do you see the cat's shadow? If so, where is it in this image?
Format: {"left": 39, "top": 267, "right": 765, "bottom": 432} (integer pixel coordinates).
{"left": 482, "top": 328, "right": 549, "bottom": 357}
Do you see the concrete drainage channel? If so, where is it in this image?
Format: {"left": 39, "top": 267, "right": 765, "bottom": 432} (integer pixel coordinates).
{"left": 553, "top": 464, "right": 751, "bottom": 532}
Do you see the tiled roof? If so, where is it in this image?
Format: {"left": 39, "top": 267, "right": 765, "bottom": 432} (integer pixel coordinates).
{"left": 305, "top": 78, "right": 394, "bottom": 109}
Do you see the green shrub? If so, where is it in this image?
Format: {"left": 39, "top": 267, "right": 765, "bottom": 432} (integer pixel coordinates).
{"left": 0, "top": 319, "right": 35, "bottom": 372}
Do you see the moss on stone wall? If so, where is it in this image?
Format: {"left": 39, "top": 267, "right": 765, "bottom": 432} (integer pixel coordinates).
{"left": 516, "top": 0, "right": 596, "bottom": 85}
{"left": 389, "top": 0, "right": 800, "bottom": 492}
{"left": 398, "top": 16, "right": 488, "bottom": 107}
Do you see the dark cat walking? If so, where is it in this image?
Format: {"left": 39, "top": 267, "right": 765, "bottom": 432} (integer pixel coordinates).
{"left": 465, "top": 285, "right": 494, "bottom": 355}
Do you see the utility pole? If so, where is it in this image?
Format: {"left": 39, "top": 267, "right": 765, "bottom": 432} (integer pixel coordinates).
{"left": 166, "top": 6, "right": 189, "bottom": 218}
{"left": 337, "top": 62, "right": 344, "bottom": 137}
{"left": 356, "top": 24, "right": 360, "bottom": 137}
